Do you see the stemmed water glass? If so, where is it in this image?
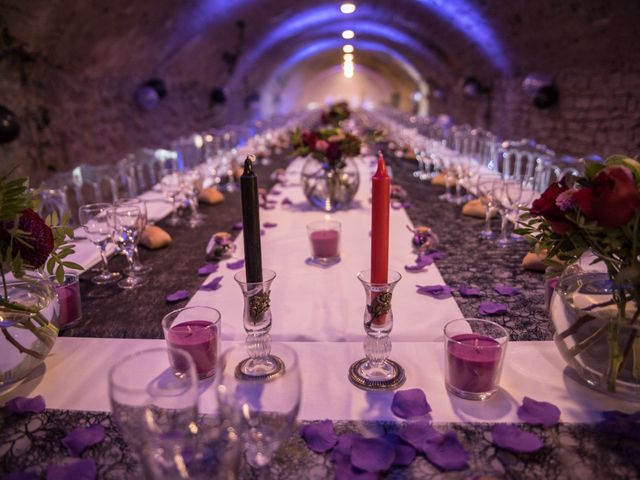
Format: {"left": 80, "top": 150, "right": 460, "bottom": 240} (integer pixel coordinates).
{"left": 476, "top": 174, "right": 499, "bottom": 239}
{"left": 161, "top": 173, "right": 183, "bottom": 227}
{"left": 110, "top": 205, "right": 147, "bottom": 289}
{"left": 492, "top": 178, "right": 522, "bottom": 248}
{"left": 116, "top": 198, "right": 152, "bottom": 274}
{"left": 216, "top": 343, "right": 301, "bottom": 470}
{"left": 181, "top": 170, "right": 206, "bottom": 228}
{"left": 78, "top": 203, "right": 121, "bottom": 284}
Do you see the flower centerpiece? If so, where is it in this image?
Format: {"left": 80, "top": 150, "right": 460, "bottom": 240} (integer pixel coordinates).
{"left": 0, "top": 172, "right": 78, "bottom": 385}
{"left": 517, "top": 155, "right": 640, "bottom": 396}
{"left": 321, "top": 101, "right": 351, "bottom": 127}
{"left": 292, "top": 127, "right": 362, "bottom": 211}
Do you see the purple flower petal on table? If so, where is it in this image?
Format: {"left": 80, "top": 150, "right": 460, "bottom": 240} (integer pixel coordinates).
{"left": 47, "top": 459, "right": 97, "bottom": 480}
{"left": 334, "top": 453, "right": 378, "bottom": 480}
{"left": 6, "top": 472, "right": 38, "bottom": 480}
{"left": 197, "top": 263, "right": 219, "bottom": 276}
{"left": 397, "top": 420, "right": 441, "bottom": 449}
{"left": 270, "top": 189, "right": 282, "bottom": 195}
{"left": 402, "top": 201, "right": 412, "bottom": 209}
{"left": 404, "top": 255, "right": 433, "bottom": 272}
{"left": 166, "top": 289, "right": 189, "bottom": 303}
{"left": 4, "top": 395, "right": 46, "bottom": 413}
{"left": 281, "top": 197, "right": 293, "bottom": 206}
{"left": 232, "top": 222, "right": 243, "bottom": 231}
{"left": 459, "top": 285, "right": 483, "bottom": 297}
{"left": 383, "top": 434, "right": 416, "bottom": 466}
{"left": 260, "top": 229, "right": 266, "bottom": 236}
{"left": 301, "top": 420, "right": 338, "bottom": 453}
{"left": 421, "top": 431, "right": 469, "bottom": 471}
{"left": 495, "top": 285, "right": 521, "bottom": 296}
{"left": 331, "top": 433, "right": 363, "bottom": 461}
{"left": 200, "top": 276, "right": 223, "bottom": 291}
{"left": 62, "top": 424, "right": 106, "bottom": 456}
{"left": 263, "top": 222, "right": 278, "bottom": 228}
{"left": 517, "top": 397, "right": 561, "bottom": 427}
{"left": 491, "top": 424, "right": 544, "bottom": 453}
{"left": 391, "top": 388, "right": 432, "bottom": 418}
{"left": 350, "top": 437, "right": 395, "bottom": 472}
{"left": 226, "top": 259, "right": 245, "bottom": 270}
{"left": 426, "top": 250, "right": 446, "bottom": 261}
{"left": 416, "top": 284, "right": 453, "bottom": 299}
{"left": 478, "top": 301, "right": 508, "bottom": 316}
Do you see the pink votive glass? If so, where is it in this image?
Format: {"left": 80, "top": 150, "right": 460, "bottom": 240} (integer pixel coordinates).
{"left": 52, "top": 273, "right": 82, "bottom": 330}
{"left": 162, "top": 306, "right": 221, "bottom": 380}
{"left": 307, "top": 220, "right": 341, "bottom": 266}
{"left": 444, "top": 318, "right": 509, "bottom": 401}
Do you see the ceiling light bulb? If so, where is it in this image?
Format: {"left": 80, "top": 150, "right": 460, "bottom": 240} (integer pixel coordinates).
{"left": 342, "top": 44, "right": 354, "bottom": 53}
{"left": 340, "top": 3, "right": 356, "bottom": 14}
{"left": 342, "top": 30, "right": 355, "bottom": 39}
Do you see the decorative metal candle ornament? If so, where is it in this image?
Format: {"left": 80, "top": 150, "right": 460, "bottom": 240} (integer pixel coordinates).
{"left": 349, "top": 269, "right": 405, "bottom": 390}
{"left": 409, "top": 225, "right": 439, "bottom": 254}
{"left": 206, "top": 231, "right": 236, "bottom": 260}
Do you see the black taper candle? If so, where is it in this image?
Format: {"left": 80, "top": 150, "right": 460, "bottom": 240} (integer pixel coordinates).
{"left": 240, "top": 155, "right": 263, "bottom": 283}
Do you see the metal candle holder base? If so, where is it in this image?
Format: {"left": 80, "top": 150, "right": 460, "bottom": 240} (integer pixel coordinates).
{"left": 349, "top": 358, "right": 406, "bottom": 391}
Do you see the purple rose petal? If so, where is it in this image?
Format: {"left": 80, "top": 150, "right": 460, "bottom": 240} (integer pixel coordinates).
{"left": 459, "top": 285, "right": 483, "bottom": 297}
{"left": 4, "top": 395, "right": 46, "bottom": 413}
{"left": 263, "top": 222, "right": 278, "bottom": 228}
{"left": 301, "top": 420, "right": 338, "bottom": 453}
{"left": 226, "top": 259, "right": 245, "bottom": 270}
{"left": 334, "top": 453, "right": 378, "bottom": 480}
{"left": 391, "top": 388, "right": 432, "bottom": 418}
{"left": 270, "top": 189, "right": 282, "bottom": 195}
{"left": 6, "top": 472, "right": 38, "bottom": 480}
{"left": 350, "top": 437, "right": 395, "bottom": 472}
{"left": 397, "top": 420, "right": 441, "bottom": 449}
{"left": 491, "top": 424, "right": 544, "bottom": 453}
{"left": 331, "top": 433, "right": 363, "bottom": 461}
{"left": 478, "top": 301, "right": 508, "bottom": 316}
{"left": 383, "top": 434, "right": 416, "bottom": 466}
{"left": 495, "top": 285, "right": 521, "bottom": 296}
{"left": 260, "top": 229, "right": 266, "bottom": 236}
{"left": 517, "top": 397, "right": 561, "bottom": 428}
{"left": 281, "top": 197, "right": 293, "bottom": 206}
{"left": 62, "top": 424, "right": 106, "bottom": 456}
{"left": 416, "top": 284, "right": 453, "bottom": 299}
{"left": 421, "top": 431, "right": 469, "bottom": 471}
{"left": 200, "top": 276, "right": 223, "bottom": 291}
{"left": 166, "top": 289, "right": 189, "bottom": 303}
{"left": 197, "top": 263, "right": 219, "bottom": 276}
{"left": 232, "top": 222, "right": 243, "bottom": 231}
{"left": 427, "top": 250, "right": 446, "bottom": 261}
{"left": 404, "top": 255, "right": 433, "bottom": 272}
{"left": 402, "top": 201, "right": 412, "bottom": 209}
{"left": 46, "top": 459, "right": 97, "bottom": 480}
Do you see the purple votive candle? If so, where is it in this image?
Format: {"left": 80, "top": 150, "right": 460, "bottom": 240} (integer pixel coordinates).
{"left": 163, "top": 307, "right": 221, "bottom": 380}
{"left": 52, "top": 274, "right": 82, "bottom": 329}
{"left": 444, "top": 319, "right": 508, "bottom": 401}
{"left": 307, "top": 220, "right": 341, "bottom": 265}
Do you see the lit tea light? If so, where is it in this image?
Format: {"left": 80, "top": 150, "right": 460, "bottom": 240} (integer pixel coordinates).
{"left": 340, "top": 3, "right": 356, "bottom": 14}
{"left": 342, "top": 30, "right": 355, "bottom": 39}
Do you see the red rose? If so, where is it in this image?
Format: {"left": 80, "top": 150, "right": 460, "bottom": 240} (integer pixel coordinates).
{"left": 571, "top": 188, "right": 594, "bottom": 218}
{"left": 530, "top": 182, "right": 574, "bottom": 234}
{"left": 590, "top": 165, "right": 640, "bottom": 229}
{"left": 301, "top": 131, "right": 318, "bottom": 149}
{"left": 1, "top": 209, "right": 55, "bottom": 269}
{"left": 326, "top": 142, "right": 342, "bottom": 162}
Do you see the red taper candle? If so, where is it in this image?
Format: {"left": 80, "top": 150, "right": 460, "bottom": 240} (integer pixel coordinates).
{"left": 371, "top": 151, "right": 390, "bottom": 284}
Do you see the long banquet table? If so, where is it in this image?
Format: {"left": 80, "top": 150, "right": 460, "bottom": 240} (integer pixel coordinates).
{"left": 2, "top": 152, "right": 640, "bottom": 479}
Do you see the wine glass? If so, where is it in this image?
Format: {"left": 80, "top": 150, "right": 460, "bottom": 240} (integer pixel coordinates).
{"left": 110, "top": 205, "right": 147, "bottom": 289}
{"left": 116, "top": 198, "right": 152, "bottom": 275}
{"left": 161, "top": 173, "right": 183, "bottom": 227}
{"left": 216, "top": 343, "right": 301, "bottom": 470}
{"left": 181, "top": 170, "right": 206, "bottom": 228}
{"left": 476, "top": 174, "right": 500, "bottom": 239}
{"left": 492, "top": 178, "right": 522, "bottom": 248}
{"left": 109, "top": 348, "right": 199, "bottom": 480}
{"left": 78, "top": 203, "right": 121, "bottom": 284}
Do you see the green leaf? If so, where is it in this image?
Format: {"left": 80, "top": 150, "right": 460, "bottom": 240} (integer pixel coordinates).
{"left": 585, "top": 161, "right": 605, "bottom": 181}
{"left": 62, "top": 261, "right": 83, "bottom": 270}
{"left": 55, "top": 264, "right": 64, "bottom": 285}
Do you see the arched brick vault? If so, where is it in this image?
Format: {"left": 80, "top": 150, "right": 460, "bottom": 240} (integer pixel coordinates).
{"left": 1, "top": 0, "right": 639, "bottom": 182}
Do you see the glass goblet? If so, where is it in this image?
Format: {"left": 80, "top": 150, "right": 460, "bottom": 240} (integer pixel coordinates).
{"left": 476, "top": 174, "right": 500, "bottom": 239}
{"left": 116, "top": 198, "right": 152, "bottom": 275}
{"left": 492, "top": 178, "right": 521, "bottom": 248}
{"left": 78, "top": 203, "right": 121, "bottom": 285}
{"left": 110, "top": 205, "right": 147, "bottom": 289}
{"left": 161, "top": 173, "right": 183, "bottom": 227}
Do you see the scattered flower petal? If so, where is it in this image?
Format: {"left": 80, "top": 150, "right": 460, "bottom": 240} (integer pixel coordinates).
{"left": 200, "top": 276, "right": 223, "bottom": 291}
{"left": 263, "top": 222, "right": 278, "bottom": 228}
{"left": 404, "top": 255, "right": 433, "bottom": 272}
{"left": 301, "top": 420, "right": 338, "bottom": 453}
{"left": 334, "top": 453, "right": 378, "bottom": 480}
{"left": 166, "top": 290, "right": 189, "bottom": 303}
{"left": 478, "top": 301, "right": 508, "bottom": 316}
{"left": 281, "top": 197, "right": 293, "bottom": 206}
{"left": 197, "top": 263, "right": 219, "bottom": 276}
{"left": 62, "top": 424, "right": 106, "bottom": 456}
{"left": 270, "top": 189, "right": 282, "bottom": 195}
{"left": 46, "top": 459, "right": 97, "bottom": 480}
{"left": 331, "top": 433, "right": 363, "bottom": 461}
{"left": 4, "top": 395, "right": 46, "bottom": 413}
{"left": 459, "top": 285, "right": 483, "bottom": 297}
{"left": 495, "top": 285, "right": 521, "bottom": 296}
{"left": 421, "top": 431, "right": 469, "bottom": 471}
{"left": 350, "top": 437, "right": 395, "bottom": 472}
{"left": 416, "top": 284, "right": 453, "bottom": 299}
{"left": 232, "top": 222, "right": 243, "bottom": 231}
{"left": 427, "top": 251, "right": 446, "bottom": 261}
{"left": 491, "top": 424, "right": 544, "bottom": 453}
{"left": 260, "top": 229, "right": 266, "bottom": 236}
{"left": 517, "top": 397, "right": 561, "bottom": 427}
{"left": 383, "top": 433, "right": 416, "bottom": 466}
{"left": 402, "top": 201, "right": 412, "bottom": 209}
{"left": 397, "top": 420, "right": 441, "bottom": 449}
{"left": 226, "top": 259, "right": 245, "bottom": 270}
{"left": 391, "top": 388, "right": 432, "bottom": 418}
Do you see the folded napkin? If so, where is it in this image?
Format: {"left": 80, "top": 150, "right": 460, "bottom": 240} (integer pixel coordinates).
{"left": 199, "top": 188, "right": 225, "bottom": 205}
{"left": 431, "top": 174, "right": 456, "bottom": 187}
{"left": 522, "top": 251, "right": 550, "bottom": 272}
{"left": 140, "top": 225, "right": 172, "bottom": 249}
{"left": 461, "top": 198, "right": 495, "bottom": 218}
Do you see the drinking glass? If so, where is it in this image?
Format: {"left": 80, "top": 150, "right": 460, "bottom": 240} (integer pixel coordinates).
{"left": 110, "top": 205, "right": 147, "bottom": 289}
{"left": 109, "top": 348, "right": 198, "bottom": 479}
{"left": 181, "top": 170, "right": 206, "bottom": 228}
{"left": 216, "top": 343, "right": 301, "bottom": 469}
{"left": 437, "top": 150, "right": 457, "bottom": 203}
{"left": 161, "top": 173, "right": 183, "bottom": 227}
{"left": 79, "top": 203, "right": 121, "bottom": 284}
{"left": 492, "top": 178, "right": 521, "bottom": 248}
{"left": 475, "top": 174, "right": 499, "bottom": 239}
{"left": 116, "top": 198, "right": 152, "bottom": 274}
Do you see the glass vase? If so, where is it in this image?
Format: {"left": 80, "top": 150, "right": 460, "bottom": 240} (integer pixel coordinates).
{"left": 300, "top": 157, "right": 360, "bottom": 212}
{"left": 349, "top": 269, "right": 405, "bottom": 390}
{"left": 233, "top": 269, "right": 283, "bottom": 379}
{"left": 551, "top": 268, "right": 640, "bottom": 401}
{"left": 0, "top": 269, "right": 60, "bottom": 388}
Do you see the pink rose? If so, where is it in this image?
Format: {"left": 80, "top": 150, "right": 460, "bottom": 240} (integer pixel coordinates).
{"left": 314, "top": 139, "right": 329, "bottom": 153}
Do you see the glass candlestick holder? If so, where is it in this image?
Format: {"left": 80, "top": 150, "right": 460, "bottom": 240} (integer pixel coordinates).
{"left": 233, "top": 268, "right": 284, "bottom": 379}
{"left": 349, "top": 269, "right": 406, "bottom": 391}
